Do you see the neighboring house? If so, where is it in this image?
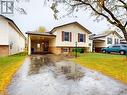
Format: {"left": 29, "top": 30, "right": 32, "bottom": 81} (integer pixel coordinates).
{"left": 26, "top": 22, "right": 92, "bottom": 55}
{"left": 0, "top": 15, "right": 26, "bottom": 56}
{"left": 93, "top": 31, "right": 122, "bottom": 52}
{"left": 120, "top": 38, "right": 127, "bottom": 44}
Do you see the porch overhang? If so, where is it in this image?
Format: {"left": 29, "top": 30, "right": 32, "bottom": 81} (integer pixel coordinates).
{"left": 26, "top": 31, "right": 56, "bottom": 37}
{"left": 26, "top": 31, "right": 56, "bottom": 55}
{"left": 28, "top": 34, "right": 56, "bottom": 42}
{"left": 93, "top": 38, "right": 105, "bottom": 43}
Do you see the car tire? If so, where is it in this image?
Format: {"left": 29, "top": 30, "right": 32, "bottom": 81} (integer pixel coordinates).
{"left": 119, "top": 50, "right": 125, "bottom": 55}
{"left": 102, "top": 50, "right": 106, "bottom": 53}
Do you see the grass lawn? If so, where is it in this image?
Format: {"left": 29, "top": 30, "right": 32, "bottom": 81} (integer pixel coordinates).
{"left": 71, "top": 53, "right": 127, "bottom": 84}
{"left": 0, "top": 52, "right": 27, "bottom": 92}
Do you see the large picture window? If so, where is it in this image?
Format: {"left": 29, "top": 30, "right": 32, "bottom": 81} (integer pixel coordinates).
{"left": 64, "top": 32, "right": 70, "bottom": 41}
{"left": 78, "top": 33, "right": 86, "bottom": 42}
{"left": 62, "top": 31, "right": 72, "bottom": 42}
{"left": 107, "top": 37, "right": 112, "bottom": 44}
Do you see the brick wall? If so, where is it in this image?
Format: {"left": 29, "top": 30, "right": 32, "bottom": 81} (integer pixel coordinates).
{"left": 49, "top": 47, "right": 61, "bottom": 55}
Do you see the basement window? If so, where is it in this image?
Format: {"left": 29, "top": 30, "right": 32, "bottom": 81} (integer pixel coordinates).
{"left": 63, "top": 48, "right": 69, "bottom": 52}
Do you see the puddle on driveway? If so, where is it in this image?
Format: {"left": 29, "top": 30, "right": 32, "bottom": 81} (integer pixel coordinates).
{"left": 7, "top": 54, "right": 127, "bottom": 95}
{"left": 28, "top": 54, "right": 84, "bottom": 80}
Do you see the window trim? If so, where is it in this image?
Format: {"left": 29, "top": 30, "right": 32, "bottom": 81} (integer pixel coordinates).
{"left": 62, "top": 48, "right": 69, "bottom": 52}
{"left": 78, "top": 33, "right": 86, "bottom": 42}
{"left": 107, "top": 37, "right": 112, "bottom": 44}
{"left": 62, "top": 31, "right": 72, "bottom": 42}
{"left": 114, "top": 38, "right": 119, "bottom": 44}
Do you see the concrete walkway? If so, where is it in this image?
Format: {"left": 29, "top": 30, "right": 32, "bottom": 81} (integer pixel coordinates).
{"left": 7, "top": 54, "right": 127, "bottom": 95}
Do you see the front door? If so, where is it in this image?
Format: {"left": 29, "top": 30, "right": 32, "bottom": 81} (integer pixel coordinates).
{"left": 42, "top": 42, "right": 49, "bottom": 52}
{"left": 37, "top": 43, "right": 41, "bottom": 52}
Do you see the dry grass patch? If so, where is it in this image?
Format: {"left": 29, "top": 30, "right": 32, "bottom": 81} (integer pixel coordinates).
{"left": 0, "top": 52, "right": 27, "bottom": 94}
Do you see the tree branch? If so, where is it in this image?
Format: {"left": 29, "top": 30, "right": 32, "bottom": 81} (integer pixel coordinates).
{"left": 102, "top": 3, "right": 122, "bottom": 25}
{"left": 118, "top": 0, "right": 127, "bottom": 11}
{"left": 74, "top": 0, "right": 117, "bottom": 25}
{"left": 124, "top": 21, "right": 127, "bottom": 27}
{"left": 118, "top": 0, "right": 126, "bottom": 5}
{"left": 65, "top": 1, "right": 83, "bottom": 7}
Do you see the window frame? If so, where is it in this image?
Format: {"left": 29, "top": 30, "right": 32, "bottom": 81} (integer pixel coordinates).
{"left": 114, "top": 38, "right": 119, "bottom": 44}
{"left": 62, "top": 48, "right": 69, "bottom": 52}
{"left": 64, "top": 32, "right": 70, "bottom": 41}
{"left": 62, "top": 31, "right": 71, "bottom": 42}
{"left": 117, "top": 39, "right": 119, "bottom": 44}
{"left": 107, "top": 37, "right": 112, "bottom": 44}
{"left": 78, "top": 33, "right": 86, "bottom": 42}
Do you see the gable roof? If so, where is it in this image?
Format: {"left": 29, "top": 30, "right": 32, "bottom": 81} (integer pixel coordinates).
{"left": 93, "top": 31, "right": 122, "bottom": 39}
{"left": 0, "top": 15, "right": 26, "bottom": 39}
{"left": 50, "top": 22, "right": 92, "bottom": 34}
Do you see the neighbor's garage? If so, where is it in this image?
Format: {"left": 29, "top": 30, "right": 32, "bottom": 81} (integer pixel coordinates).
{"left": 0, "top": 45, "right": 9, "bottom": 56}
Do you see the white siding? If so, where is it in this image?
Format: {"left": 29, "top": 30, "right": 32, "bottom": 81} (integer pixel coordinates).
{"left": 0, "top": 17, "right": 9, "bottom": 45}
{"left": 89, "top": 39, "right": 93, "bottom": 52}
{"left": 52, "top": 24, "right": 92, "bottom": 52}
{"left": 8, "top": 23, "right": 25, "bottom": 55}
{"left": 0, "top": 17, "right": 25, "bottom": 55}
{"left": 105, "top": 33, "right": 121, "bottom": 47}
{"left": 94, "top": 32, "right": 121, "bottom": 48}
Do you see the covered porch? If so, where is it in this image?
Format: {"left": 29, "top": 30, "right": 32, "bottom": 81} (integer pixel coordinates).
{"left": 27, "top": 32, "right": 56, "bottom": 55}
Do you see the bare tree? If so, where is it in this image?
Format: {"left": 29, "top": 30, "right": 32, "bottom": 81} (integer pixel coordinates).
{"left": 48, "top": 0, "right": 127, "bottom": 41}
{"left": 37, "top": 26, "right": 47, "bottom": 32}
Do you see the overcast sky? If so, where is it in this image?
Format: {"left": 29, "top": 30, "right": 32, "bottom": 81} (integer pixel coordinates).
{"left": 3, "top": 0, "right": 112, "bottom": 36}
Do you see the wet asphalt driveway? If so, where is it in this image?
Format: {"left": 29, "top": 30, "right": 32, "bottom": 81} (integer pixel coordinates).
{"left": 7, "top": 54, "right": 127, "bottom": 95}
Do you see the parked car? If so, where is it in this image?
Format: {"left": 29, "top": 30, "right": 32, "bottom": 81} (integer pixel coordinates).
{"left": 101, "top": 44, "right": 127, "bottom": 55}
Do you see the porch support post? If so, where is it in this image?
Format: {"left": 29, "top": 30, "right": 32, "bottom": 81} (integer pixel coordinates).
{"left": 28, "top": 35, "right": 31, "bottom": 55}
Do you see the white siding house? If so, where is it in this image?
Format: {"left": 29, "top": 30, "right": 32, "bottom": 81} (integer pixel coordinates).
{"left": 0, "top": 15, "right": 26, "bottom": 56}
{"left": 93, "top": 31, "right": 122, "bottom": 52}
{"left": 50, "top": 22, "right": 93, "bottom": 54}
{"left": 120, "top": 38, "right": 127, "bottom": 44}
{"left": 26, "top": 22, "right": 92, "bottom": 55}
